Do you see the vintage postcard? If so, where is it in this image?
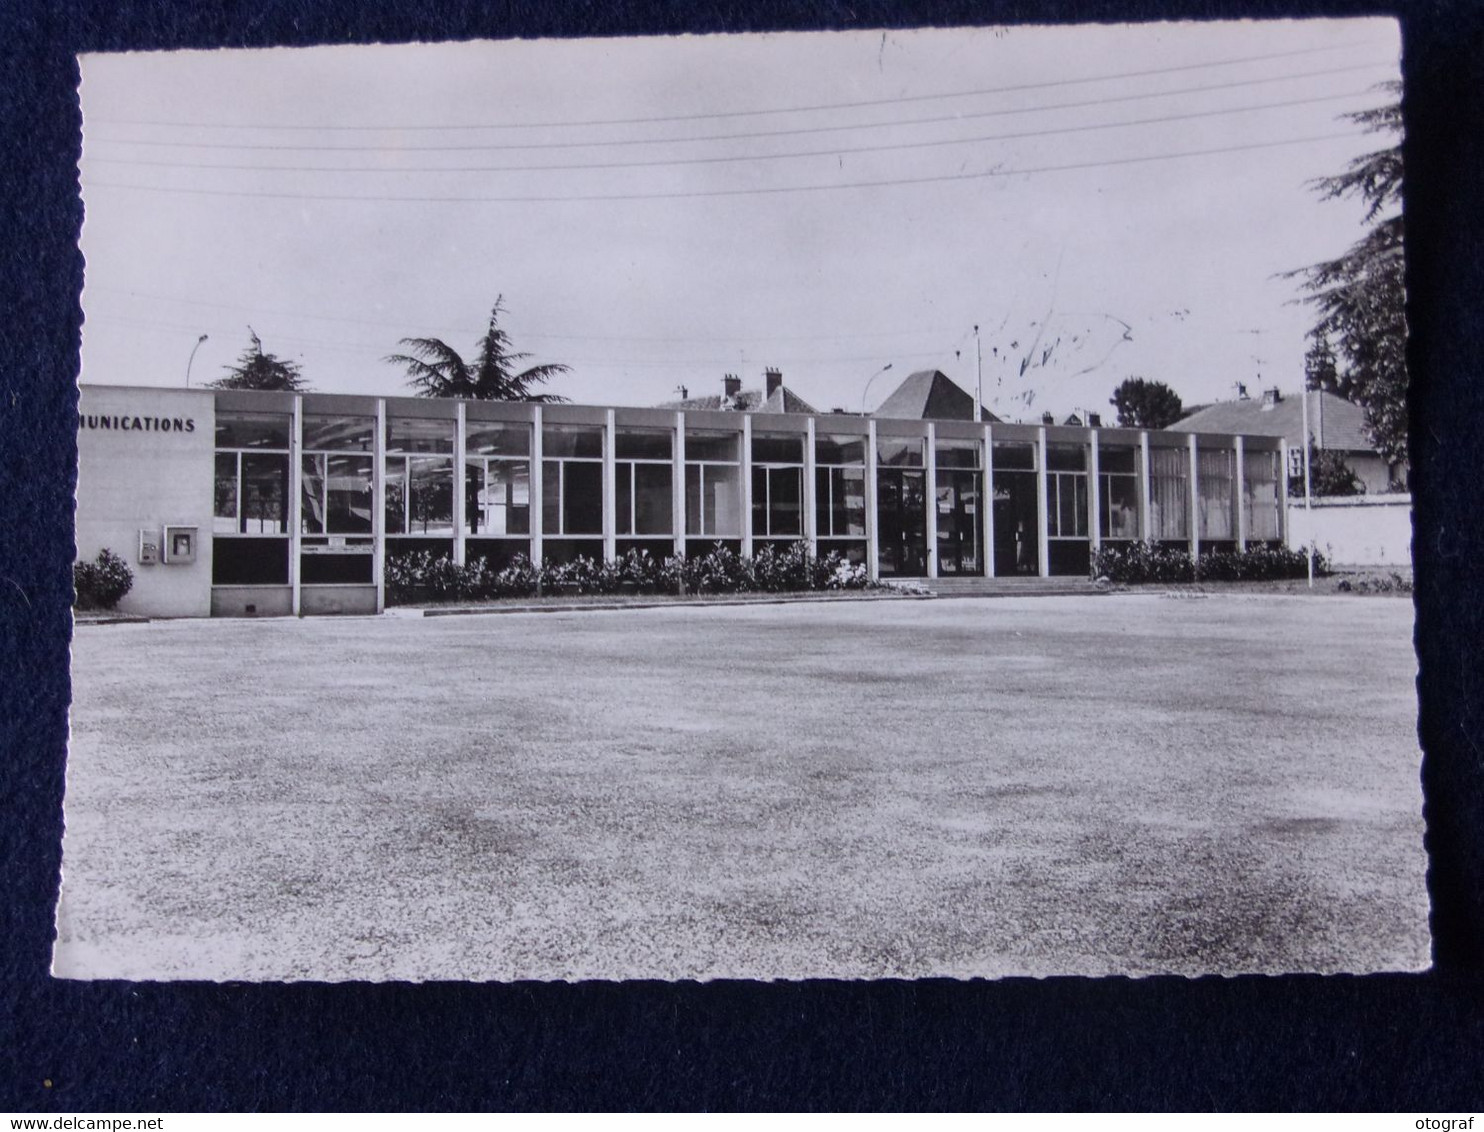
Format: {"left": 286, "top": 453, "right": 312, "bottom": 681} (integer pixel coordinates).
{"left": 57, "top": 20, "right": 1426, "bottom": 980}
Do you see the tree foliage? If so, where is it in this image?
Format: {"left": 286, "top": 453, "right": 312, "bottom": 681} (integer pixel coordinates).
{"left": 210, "top": 327, "right": 309, "bottom": 391}
{"left": 386, "top": 297, "right": 570, "bottom": 402}
{"left": 1287, "top": 86, "right": 1407, "bottom": 469}
{"left": 1109, "top": 376, "right": 1184, "bottom": 429}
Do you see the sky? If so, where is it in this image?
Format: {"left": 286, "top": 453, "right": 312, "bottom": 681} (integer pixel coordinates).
{"left": 76, "top": 19, "right": 1402, "bottom": 421}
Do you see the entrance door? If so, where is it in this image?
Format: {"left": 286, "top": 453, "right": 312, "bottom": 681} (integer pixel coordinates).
{"left": 992, "top": 469, "right": 1040, "bottom": 576}
{"left": 936, "top": 469, "right": 983, "bottom": 575}
{"left": 877, "top": 468, "right": 927, "bottom": 577}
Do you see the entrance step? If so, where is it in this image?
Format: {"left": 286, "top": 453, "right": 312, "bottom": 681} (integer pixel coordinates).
{"left": 927, "top": 576, "right": 1106, "bottom": 598}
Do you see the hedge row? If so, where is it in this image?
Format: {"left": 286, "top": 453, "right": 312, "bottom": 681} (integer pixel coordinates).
{"left": 1091, "top": 540, "right": 1329, "bottom": 583}
{"left": 385, "top": 542, "right": 873, "bottom": 604}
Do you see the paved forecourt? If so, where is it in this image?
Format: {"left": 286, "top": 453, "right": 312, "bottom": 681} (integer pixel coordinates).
{"left": 55, "top": 594, "right": 1429, "bottom": 980}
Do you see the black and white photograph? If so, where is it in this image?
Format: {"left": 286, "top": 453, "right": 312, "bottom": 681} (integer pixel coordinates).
{"left": 55, "top": 19, "right": 1427, "bottom": 982}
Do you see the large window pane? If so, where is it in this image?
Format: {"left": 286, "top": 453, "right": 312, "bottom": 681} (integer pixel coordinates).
{"left": 876, "top": 437, "right": 923, "bottom": 467}
{"left": 1149, "top": 447, "right": 1189, "bottom": 539}
{"left": 327, "top": 454, "right": 374, "bottom": 533}
{"left": 1198, "top": 449, "right": 1234, "bottom": 540}
{"left": 992, "top": 441, "right": 1036, "bottom": 471}
{"left": 616, "top": 429, "right": 672, "bottom": 461}
{"left": 752, "top": 434, "right": 804, "bottom": 464}
{"left": 817, "top": 466, "right": 866, "bottom": 537}
{"left": 303, "top": 415, "right": 374, "bottom": 452}
{"left": 542, "top": 425, "right": 603, "bottom": 459}
{"left": 687, "top": 462, "right": 740, "bottom": 536}
{"left": 467, "top": 459, "right": 530, "bottom": 535}
{"left": 214, "top": 453, "right": 238, "bottom": 533}
{"left": 407, "top": 458, "right": 454, "bottom": 534}
{"left": 562, "top": 461, "right": 603, "bottom": 534}
{"left": 387, "top": 417, "right": 455, "bottom": 454}
{"left": 301, "top": 454, "right": 326, "bottom": 535}
{"left": 1102, "top": 474, "right": 1140, "bottom": 539}
{"left": 466, "top": 423, "right": 530, "bottom": 457}
{"left": 816, "top": 435, "right": 866, "bottom": 465}
{"left": 1100, "top": 446, "right": 1137, "bottom": 475}
{"left": 216, "top": 413, "right": 289, "bottom": 450}
{"left": 241, "top": 453, "right": 289, "bottom": 534}
{"left": 634, "top": 464, "right": 672, "bottom": 535}
{"left": 686, "top": 431, "right": 740, "bottom": 462}
{"left": 212, "top": 537, "right": 289, "bottom": 585}
{"left": 935, "top": 442, "right": 980, "bottom": 469}
{"left": 1046, "top": 443, "right": 1086, "bottom": 472}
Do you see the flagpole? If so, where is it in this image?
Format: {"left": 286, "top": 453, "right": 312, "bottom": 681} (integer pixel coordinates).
{"left": 973, "top": 325, "right": 982, "bottom": 422}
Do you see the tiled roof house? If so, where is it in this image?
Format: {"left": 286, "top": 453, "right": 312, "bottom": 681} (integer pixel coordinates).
{"left": 1175, "top": 387, "right": 1400, "bottom": 493}
{"left": 659, "top": 369, "right": 817, "bottom": 414}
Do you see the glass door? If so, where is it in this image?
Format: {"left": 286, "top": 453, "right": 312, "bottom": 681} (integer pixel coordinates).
{"left": 877, "top": 468, "right": 927, "bottom": 577}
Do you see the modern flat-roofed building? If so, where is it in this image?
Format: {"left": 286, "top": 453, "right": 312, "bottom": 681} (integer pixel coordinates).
{"left": 75, "top": 382, "right": 1289, "bottom": 617}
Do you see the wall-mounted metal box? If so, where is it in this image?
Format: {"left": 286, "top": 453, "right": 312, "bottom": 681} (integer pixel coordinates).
{"left": 138, "top": 529, "right": 160, "bottom": 566}
{"left": 162, "top": 525, "right": 198, "bottom": 565}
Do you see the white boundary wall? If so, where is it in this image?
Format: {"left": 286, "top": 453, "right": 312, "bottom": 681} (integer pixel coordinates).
{"left": 1285, "top": 493, "right": 1412, "bottom": 568}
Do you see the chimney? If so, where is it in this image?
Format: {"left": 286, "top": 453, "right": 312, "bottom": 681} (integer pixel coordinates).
{"left": 1087, "top": 412, "right": 1102, "bottom": 428}
{"left": 1236, "top": 382, "right": 1249, "bottom": 400}
{"left": 1261, "top": 387, "right": 1282, "bottom": 409}
{"left": 1041, "top": 411, "right": 1055, "bottom": 426}
{"left": 764, "top": 367, "right": 783, "bottom": 399}
{"left": 723, "top": 374, "right": 742, "bottom": 399}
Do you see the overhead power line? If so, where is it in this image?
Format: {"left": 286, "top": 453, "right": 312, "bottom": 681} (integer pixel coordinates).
{"left": 85, "top": 88, "right": 1377, "bottom": 177}
{"left": 83, "top": 130, "right": 1364, "bottom": 205}
{"left": 86, "top": 38, "right": 1390, "bottom": 133}
{"left": 84, "top": 61, "right": 1392, "bottom": 155}
{"left": 89, "top": 285, "right": 966, "bottom": 345}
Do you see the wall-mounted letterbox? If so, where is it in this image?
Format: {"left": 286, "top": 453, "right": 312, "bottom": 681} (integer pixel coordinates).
{"left": 162, "top": 525, "right": 198, "bottom": 565}
{"left": 138, "top": 529, "right": 160, "bottom": 566}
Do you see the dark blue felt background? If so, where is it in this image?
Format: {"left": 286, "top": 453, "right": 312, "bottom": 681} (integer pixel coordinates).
{"left": 3, "top": 0, "right": 1482, "bottom": 1112}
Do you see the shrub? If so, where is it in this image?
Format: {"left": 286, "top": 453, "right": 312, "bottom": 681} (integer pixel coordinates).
{"left": 1337, "top": 571, "right": 1412, "bottom": 594}
{"left": 1092, "top": 540, "right": 1329, "bottom": 584}
{"left": 73, "top": 547, "right": 134, "bottom": 610}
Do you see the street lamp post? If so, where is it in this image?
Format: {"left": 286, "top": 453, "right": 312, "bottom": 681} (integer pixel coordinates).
{"left": 186, "top": 333, "right": 208, "bottom": 388}
{"left": 860, "top": 363, "right": 894, "bottom": 415}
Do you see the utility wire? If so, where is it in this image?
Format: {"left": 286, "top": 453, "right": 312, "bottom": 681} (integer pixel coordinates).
{"left": 85, "top": 88, "right": 1376, "bottom": 176}
{"left": 86, "top": 39, "right": 1389, "bottom": 133}
{"left": 84, "top": 61, "right": 1391, "bottom": 154}
{"left": 83, "top": 130, "right": 1363, "bottom": 205}
{"left": 88, "top": 285, "right": 965, "bottom": 344}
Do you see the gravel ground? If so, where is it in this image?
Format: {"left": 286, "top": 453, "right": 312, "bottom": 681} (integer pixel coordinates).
{"left": 54, "top": 594, "right": 1429, "bottom": 981}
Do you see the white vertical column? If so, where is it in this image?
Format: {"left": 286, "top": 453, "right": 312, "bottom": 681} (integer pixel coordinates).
{"left": 1139, "top": 431, "right": 1152, "bottom": 542}
{"left": 803, "top": 416, "right": 818, "bottom": 558}
{"left": 453, "top": 401, "right": 467, "bottom": 566}
{"left": 865, "top": 419, "right": 879, "bottom": 581}
{"left": 1188, "top": 433, "right": 1200, "bottom": 561}
{"left": 1088, "top": 428, "right": 1101, "bottom": 558}
{"left": 924, "top": 423, "right": 938, "bottom": 580}
{"left": 603, "top": 408, "right": 617, "bottom": 563}
{"left": 740, "top": 415, "right": 754, "bottom": 558}
{"left": 374, "top": 398, "right": 386, "bottom": 614}
{"left": 982, "top": 424, "right": 995, "bottom": 578}
{"left": 1234, "top": 436, "right": 1247, "bottom": 552}
{"left": 673, "top": 411, "right": 686, "bottom": 560}
{"left": 1278, "top": 440, "right": 1290, "bottom": 547}
{"left": 530, "top": 406, "right": 544, "bottom": 568}
{"left": 1036, "top": 426, "right": 1050, "bottom": 578}
{"left": 290, "top": 394, "right": 303, "bottom": 616}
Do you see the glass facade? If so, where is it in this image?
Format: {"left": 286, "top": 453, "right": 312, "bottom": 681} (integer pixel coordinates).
{"left": 213, "top": 411, "right": 291, "bottom": 586}
{"left": 1099, "top": 447, "right": 1140, "bottom": 541}
{"left": 752, "top": 433, "right": 804, "bottom": 540}
{"left": 1149, "top": 446, "right": 1189, "bottom": 541}
{"left": 194, "top": 392, "right": 1283, "bottom": 611}
{"left": 685, "top": 431, "right": 742, "bottom": 540}
{"left": 815, "top": 434, "right": 867, "bottom": 564}
{"left": 1244, "top": 448, "right": 1283, "bottom": 542}
{"left": 1198, "top": 448, "right": 1235, "bottom": 541}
